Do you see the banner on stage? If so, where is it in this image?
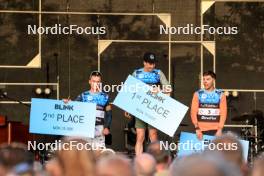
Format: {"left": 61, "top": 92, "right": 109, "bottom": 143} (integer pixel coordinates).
{"left": 178, "top": 132, "right": 249, "bottom": 161}
{"left": 30, "top": 98, "right": 96, "bottom": 137}
{"left": 113, "top": 75, "right": 188, "bottom": 137}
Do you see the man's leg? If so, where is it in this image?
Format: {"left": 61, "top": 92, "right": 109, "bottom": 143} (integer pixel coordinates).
{"left": 148, "top": 128, "right": 158, "bottom": 142}
{"left": 135, "top": 118, "right": 147, "bottom": 155}
{"left": 135, "top": 128, "right": 145, "bottom": 155}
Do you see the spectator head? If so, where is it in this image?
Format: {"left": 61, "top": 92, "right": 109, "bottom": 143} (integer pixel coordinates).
{"left": 251, "top": 152, "right": 264, "bottom": 176}
{"left": 169, "top": 153, "right": 241, "bottom": 176}
{"left": 209, "top": 132, "right": 247, "bottom": 175}
{"left": 134, "top": 153, "right": 156, "bottom": 176}
{"left": 97, "top": 154, "right": 134, "bottom": 176}
{"left": 46, "top": 137, "right": 96, "bottom": 176}
{"left": 0, "top": 142, "right": 34, "bottom": 175}
{"left": 146, "top": 141, "right": 171, "bottom": 170}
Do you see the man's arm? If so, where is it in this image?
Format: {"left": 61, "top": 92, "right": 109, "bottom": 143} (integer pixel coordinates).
{"left": 159, "top": 70, "right": 172, "bottom": 95}
{"left": 191, "top": 92, "right": 203, "bottom": 140}
{"left": 103, "top": 103, "right": 112, "bottom": 136}
{"left": 190, "top": 92, "right": 199, "bottom": 128}
{"left": 214, "top": 93, "right": 227, "bottom": 137}
{"left": 104, "top": 104, "right": 112, "bottom": 129}
{"left": 218, "top": 94, "right": 227, "bottom": 129}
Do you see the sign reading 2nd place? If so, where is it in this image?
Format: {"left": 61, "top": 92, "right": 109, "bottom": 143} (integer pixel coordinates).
{"left": 113, "top": 75, "right": 189, "bottom": 137}
{"left": 29, "top": 98, "right": 96, "bottom": 137}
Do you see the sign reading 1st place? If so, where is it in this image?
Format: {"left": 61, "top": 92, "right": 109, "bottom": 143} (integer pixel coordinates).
{"left": 29, "top": 98, "right": 96, "bottom": 137}
{"left": 113, "top": 75, "right": 189, "bottom": 137}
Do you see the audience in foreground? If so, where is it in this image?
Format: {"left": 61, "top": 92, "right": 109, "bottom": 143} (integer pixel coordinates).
{"left": 0, "top": 132, "right": 263, "bottom": 176}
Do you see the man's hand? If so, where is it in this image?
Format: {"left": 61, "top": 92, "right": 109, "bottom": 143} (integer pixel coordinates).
{"left": 124, "top": 112, "right": 132, "bottom": 119}
{"left": 162, "top": 85, "right": 172, "bottom": 96}
{"left": 63, "top": 98, "right": 71, "bottom": 104}
{"left": 103, "top": 128, "right": 110, "bottom": 135}
{"left": 215, "top": 129, "right": 222, "bottom": 137}
{"left": 150, "top": 86, "right": 160, "bottom": 94}
{"left": 196, "top": 129, "right": 203, "bottom": 140}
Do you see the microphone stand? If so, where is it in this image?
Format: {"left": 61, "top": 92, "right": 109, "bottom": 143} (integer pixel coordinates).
{"left": 253, "top": 92, "right": 258, "bottom": 154}
{"left": 0, "top": 92, "right": 30, "bottom": 108}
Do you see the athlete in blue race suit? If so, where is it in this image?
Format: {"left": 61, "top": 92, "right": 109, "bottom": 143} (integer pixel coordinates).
{"left": 125, "top": 52, "right": 171, "bottom": 155}
{"left": 75, "top": 71, "right": 112, "bottom": 148}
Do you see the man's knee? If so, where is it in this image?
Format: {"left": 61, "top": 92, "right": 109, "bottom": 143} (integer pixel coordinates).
{"left": 149, "top": 129, "right": 158, "bottom": 141}
{"left": 136, "top": 130, "right": 145, "bottom": 143}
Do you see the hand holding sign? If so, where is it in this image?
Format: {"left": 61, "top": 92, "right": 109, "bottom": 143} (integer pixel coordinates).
{"left": 196, "top": 129, "right": 203, "bottom": 140}
{"left": 63, "top": 98, "right": 71, "bottom": 104}
{"left": 124, "top": 111, "right": 132, "bottom": 120}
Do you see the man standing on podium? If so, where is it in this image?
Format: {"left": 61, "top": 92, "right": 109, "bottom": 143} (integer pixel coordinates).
{"left": 125, "top": 52, "right": 171, "bottom": 155}
{"left": 65, "top": 71, "right": 112, "bottom": 148}
{"left": 191, "top": 71, "right": 227, "bottom": 140}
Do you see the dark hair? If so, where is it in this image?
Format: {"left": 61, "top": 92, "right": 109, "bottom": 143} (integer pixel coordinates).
{"left": 89, "top": 71, "right": 102, "bottom": 79}
{"left": 203, "top": 71, "right": 216, "bottom": 79}
{"left": 146, "top": 141, "right": 170, "bottom": 164}
{"left": 0, "top": 143, "right": 34, "bottom": 168}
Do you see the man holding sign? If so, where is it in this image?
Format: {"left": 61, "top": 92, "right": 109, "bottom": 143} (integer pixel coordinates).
{"left": 191, "top": 71, "right": 227, "bottom": 140}
{"left": 65, "top": 71, "right": 112, "bottom": 147}
{"left": 125, "top": 52, "right": 171, "bottom": 155}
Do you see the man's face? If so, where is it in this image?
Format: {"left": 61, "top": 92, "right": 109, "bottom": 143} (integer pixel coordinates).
{"left": 203, "top": 75, "right": 215, "bottom": 90}
{"left": 89, "top": 76, "right": 102, "bottom": 91}
{"left": 143, "top": 61, "right": 156, "bottom": 72}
